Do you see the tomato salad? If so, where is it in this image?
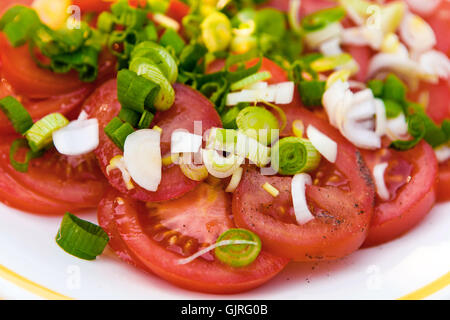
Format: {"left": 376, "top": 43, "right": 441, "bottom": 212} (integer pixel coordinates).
{"left": 0, "top": 0, "right": 449, "bottom": 294}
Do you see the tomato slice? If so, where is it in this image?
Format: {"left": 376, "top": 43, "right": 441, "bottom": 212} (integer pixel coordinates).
{"left": 437, "top": 160, "right": 450, "bottom": 202}
{"left": 361, "top": 141, "right": 438, "bottom": 247}
{"left": 426, "top": 0, "right": 450, "bottom": 55}
{"left": 230, "top": 60, "right": 374, "bottom": 261}
{"left": 0, "top": 0, "right": 32, "bottom": 14}
{"left": 99, "top": 183, "right": 289, "bottom": 294}
{"left": 0, "top": 136, "right": 108, "bottom": 214}
{"left": 72, "top": 0, "right": 113, "bottom": 13}
{"left": 83, "top": 79, "right": 222, "bottom": 202}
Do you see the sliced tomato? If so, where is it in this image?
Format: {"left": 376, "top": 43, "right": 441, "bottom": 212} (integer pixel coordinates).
{"left": 426, "top": 0, "right": 450, "bottom": 55}
{"left": 437, "top": 160, "right": 450, "bottom": 202}
{"left": 230, "top": 60, "right": 374, "bottom": 261}
{"left": 99, "top": 183, "right": 289, "bottom": 294}
{"left": 0, "top": 34, "right": 116, "bottom": 99}
{"left": 83, "top": 79, "right": 222, "bottom": 202}
{"left": 0, "top": 77, "right": 94, "bottom": 134}
{"left": 361, "top": 141, "right": 438, "bottom": 247}
{"left": 0, "top": 136, "right": 108, "bottom": 214}
{"left": 98, "top": 189, "right": 152, "bottom": 271}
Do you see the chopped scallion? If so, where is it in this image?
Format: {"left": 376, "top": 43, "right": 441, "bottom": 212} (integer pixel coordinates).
{"left": 0, "top": 96, "right": 33, "bottom": 134}
{"left": 25, "top": 113, "right": 69, "bottom": 152}
{"left": 56, "top": 212, "right": 109, "bottom": 261}
{"left": 214, "top": 229, "right": 261, "bottom": 268}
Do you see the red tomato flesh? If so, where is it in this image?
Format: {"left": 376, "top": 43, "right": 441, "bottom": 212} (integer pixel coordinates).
{"left": 99, "top": 183, "right": 289, "bottom": 294}
{"left": 0, "top": 136, "right": 108, "bottom": 214}
{"left": 362, "top": 141, "right": 438, "bottom": 247}
{"left": 83, "top": 79, "right": 222, "bottom": 202}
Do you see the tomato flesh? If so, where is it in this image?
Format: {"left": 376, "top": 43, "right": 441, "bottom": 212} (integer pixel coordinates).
{"left": 99, "top": 184, "right": 289, "bottom": 294}
{"left": 0, "top": 136, "right": 108, "bottom": 214}
{"left": 84, "top": 79, "right": 222, "bottom": 202}
{"left": 437, "top": 160, "right": 450, "bottom": 202}
{"left": 362, "top": 141, "right": 438, "bottom": 247}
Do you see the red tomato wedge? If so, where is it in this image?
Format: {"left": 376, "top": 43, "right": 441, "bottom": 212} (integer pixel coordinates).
{"left": 99, "top": 183, "right": 289, "bottom": 294}
{"left": 361, "top": 141, "right": 438, "bottom": 247}
{"left": 231, "top": 60, "right": 374, "bottom": 261}
{"left": 0, "top": 136, "right": 108, "bottom": 214}
{"left": 83, "top": 79, "right": 222, "bottom": 202}
{"left": 0, "top": 0, "right": 32, "bottom": 14}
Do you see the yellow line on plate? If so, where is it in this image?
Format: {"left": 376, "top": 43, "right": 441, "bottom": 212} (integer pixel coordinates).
{"left": 398, "top": 272, "right": 450, "bottom": 300}
{"left": 0, "top": 264, "right": 72, "bottom": 300}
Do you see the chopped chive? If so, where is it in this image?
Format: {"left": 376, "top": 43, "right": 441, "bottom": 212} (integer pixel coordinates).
{"left": 137, "top": 111, "right": 154, "bottom": 129}
{"left": 160, "top": 28, "right": 185, "bottom": 56}
{"left": 9, "top": 138, "right": 43, "bottom": 173}
{"left": 118, "top": 108, "right": 140, "bottom": 127}
{"left": 25, "top": 113, "right": 69, "bottom": 152}
{"left": 105, "top": 118, "right": 135, "bottom": 150}
{"left": 298, "top": 80, "right": 326, "bottom": 107}
{"left": 230, "top": 71, "right": 272, "bottom": 91}
{"left": 56, "top": 212, "right": 109, "bottom": 261}
{"left": 0, "top": 96, "right": 33, "bottom": 134}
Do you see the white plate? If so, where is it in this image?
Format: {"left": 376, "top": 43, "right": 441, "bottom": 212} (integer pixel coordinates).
{"left": 0, "top": 201, "right": 449, "bottom": 300}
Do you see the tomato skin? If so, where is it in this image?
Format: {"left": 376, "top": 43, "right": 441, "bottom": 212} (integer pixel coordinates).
{"left": 0, "top": 78, "right": 94, "bottom": 134}
{"left": 362, "top": 141, "right": 438, "bottom": 247}
{"left": 437, "top": 161, "right": 450, "bottom": 202}
{"left": 98, "top": 189, "right": 152, "bottom": 271}
{"left": 0, "top": 35, "right": 87, "bottom": 99}
{"left": 0, "top": 158, "right": 83, "bottom": 215}
{"left": 84, "top": 79, "right": 222, "bottom": 202}
{"left": 101, "top": 186, "right": 289, "bottom": 294}
{"left": 0, "top": 136, "right": 109, "bottom": 212}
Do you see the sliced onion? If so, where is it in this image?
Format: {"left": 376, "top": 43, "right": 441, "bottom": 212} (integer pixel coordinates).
{"left": 226, "top": 82, "right": 294, "bottom": 106}
{"left": 400, "top": 12, "right": 436, "bottom": 53}
{"left": 319, "top": 37, "right": 342, "bottom": 56}
{"left": 304, "top": 22, "right": 342, "bottom": 49}
{"left": 435, "top": 145, "right": 450, "bottom": 163}
{"left": 52, "top": 119, "right": 99, "bottom": 156}
{"left": 235, "top": 132, "right": 271, "bottom": 167}
{"left": 419, "top": 50, "right": 450, "bottom": 80}
{"left": 124, "top": 129, "right": 162, "bottom": 192}
{"left": 153, "top": 13, "right": 180, "bottom": 31}
{"left": 374, "top": 99, "right": 387, "bottom": 137}
{"left": 373, "top": 162, "right": 390, "bottom": 201}
{"left": 274, "top": 82, "right": 295, "bottom": 104}
{"left": 202, "top": 149, "right": 244, "bottom": 179}
{"left": 225, "top": 167, "right": 244, "bottom": 192}
{"left": 291, "top": 173, "right": 314, "bottom": 225}
{"left": 386, "top": 113, "right": 409, "bottom": 140}
{"left": 306, "top": 125, "right": 338, "bottom": 163}
{"left": 171, "top": 130, "right": 203, "bottom": 154}
{"left": 341, "top": 26, "right": 384, "bottom": 49}
{"left": 106, "top": 156, "right": 134, "bottom": 190}
{"left": 405, "top": 0, "right": 442, "bottom": 16}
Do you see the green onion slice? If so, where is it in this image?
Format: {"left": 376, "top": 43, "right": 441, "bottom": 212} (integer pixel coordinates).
{"left": 271, "top": 137, "right": 321, "bottom": 175}
{"left": 137, "top": 110, "right": 154, "bottom": 129}
{"left": 131, "top": 41, "right": 178, "bottom": 83}
{"left": 118, "top": 108, "right": 140, "bottom": 127}
{"left": 104, "top": 117, "right": 135, "bottom": 150}
{"left": 302, "top": 6, "right": 346, "bottom": 32}
{"left": 230, "top": 71, "right": 271, "bottom": 91}
{"left": 160, "top": 28, "right": 185, "bottom": 56}
{"left": 129, "top": 57, "right": 175, "bottom": 111}
{"left": 9, "top": 138, "right": 43, "bottom": 173}
{"left": 236, "top": 106, "right": 279, "bottom": 145}
{"left": 214, "top": 229, "right": 262, "bottom": 268}
{"left": 117, "top": 69, "right": 161, "bottom": 113}
{"left": 25, "top": 113, "right": 69, "bottom": 152}
{"left": 56, "top": 212, "right": 109, "bottom": 261}
{"left": 298, "top": 80, "right": 326, "bottom": 107}
{"left": 310, "top": 53, "right": 353, "bottom": 72}
{"left": 0, "top": 96, "right": 33, "bottom": 134}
